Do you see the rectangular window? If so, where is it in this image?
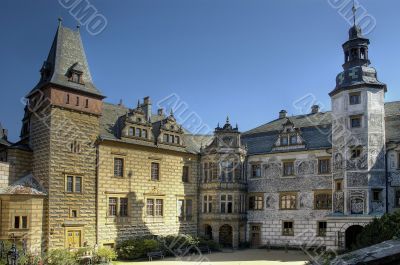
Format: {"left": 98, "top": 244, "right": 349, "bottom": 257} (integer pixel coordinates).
{"left": 372, "top": 189, "right": 381, "bottom": 201}
{"left": 336, "top": 180, "right": 342, "bottom": 191}
{"left": 178, "top": 199, "right": 193, "bottom": 221}
{"left": 76, "top": 96, "right": 80, "bottom": 106}
{"left": 66, "top": 94, "right": 70, "bottom": 104}
{"left": 282, "top": 221, "right": 294, "bottom": 236}
{"left": 70, "top": 209, "right": 78, "bottom": 218}
{"left": 14, "top": 216, "right": 20, "bottom": 229}
{"left": 350, "top": 115, "right": 362, "bottom": 128}
{"left": 283, "top": 161, "right": 294, "bottom": 176}
{"left": 120, "top": 198, "right": 128, "bottom": 217}
{"left": 318, "top": 158, "right": 331, "bottom": 174}
{"left": 249, "top": 195, "right": 263, "bottom": 210}
{"left": 280, "top": 136, "right": 288, "bottom": 145}
{"left": 85, "top": 99, "right": 89, "bottom": 108}
{"left": 147, "top": 199, "right": 154, "bottom": 216}
{"left": 109, "top": 198, "right": 117, "bottom": 216}
{"left": 317, "top": 221, "right": 327, "bottom": 237}
{"left": 135, "top": 128, "right": 141, "bottom": 137}
{"left": 75, "top": 177, "right": 82, "bottom": 193}
{"left": 290, "top": 135, "right": 297, "bottom": 144}
{"left": 349, "top": 92, "right": 361, "bottom": 105}
{"left": 395, "top": 190, "right": 400, "bottom": 208}
{"left": 67, "top": 176, "right": 73, "bottom": 193}
{"left": 151, "top": 162, "right": 160, "bottom": 181}
{"left": 14, "top": 216, "right": 28, "bottom": 229}
{"left": 142, "top": 129, "right": 148, "bottom": 138}
{"left": 251, "top": 164, "right": 261, "bottom": 178}
{"left": 155, "top": 199, "right": 163, "bottom": 216}
{"left": 129, "top": 127, "right": 134, "bottom": 136}
{"left": 114, "top": 158, "right": 124, "bottom": 177}
{"left": 163, "top": 134, "right": 169, "bottom": 143}
{"left": 203, "top": 163, "right": 209, "bottom": 183}
{"left": 351, "top": 147, "right": 363, "bottom": 159}
{"left": 182, "top": 166, "right": 189, "bottom": 183}
{"left": 220, "top": 194, "right": 233, "bottom": 213}
{"left": 66, "top": 176, "right": 82, "bottom": 193}
{"left": 280, "top": 193, "right": 296, "bottom": 209}
{"left": 175, "top": 136, "right": 180, "bottom": 144}
{"left": 315, "top": 192, "right": 332, "bottom": 210}
{"left": 203, "top": 195, "right": 212, "bottom": 213}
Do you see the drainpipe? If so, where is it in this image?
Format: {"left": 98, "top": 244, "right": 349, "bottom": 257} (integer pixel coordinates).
{"left": 385, "top": 150, "right": 389, "bottom": 213}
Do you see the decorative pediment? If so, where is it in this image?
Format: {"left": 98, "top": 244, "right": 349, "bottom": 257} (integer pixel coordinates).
{"left": 157, "top": 111, "right": 185, "bottom": 146}
{"left": 273, "top": 118, "right": 306, "bottom": 151}
{"left": 121, "top": 102, "right": 153, "bottom": 141}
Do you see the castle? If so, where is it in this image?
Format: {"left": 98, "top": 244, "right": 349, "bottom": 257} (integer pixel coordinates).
{"left": 1, "top": 17, "right": 400, "bottom": 254}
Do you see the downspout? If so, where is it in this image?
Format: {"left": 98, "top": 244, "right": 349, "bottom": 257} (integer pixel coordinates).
{"left": 385, "top": 150, "right": 389, "bottom": 213}
{"left": 95, "top": 140, "right": 100, "bottom": 245}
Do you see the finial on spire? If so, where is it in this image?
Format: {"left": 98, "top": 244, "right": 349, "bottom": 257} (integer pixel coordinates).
{"left": 226, "top": 116, "right": 230, "bottom": 124}
{"left": 58, "top": 17, "right": 63, "bottom": 27}
{"left": 352, "top": 0, "right": 357, "bottom": 26}
{"left": 76, "top": 24, "right": 81, "bottom": 32}
{"left": 170, "top": 109, "right": 174, "bottom": 116}
{"left": 137, "top": 100, "right": 140, "bottom": 108}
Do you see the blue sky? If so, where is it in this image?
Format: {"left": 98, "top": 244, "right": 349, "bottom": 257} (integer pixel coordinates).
{"left": 1, "top": 0, "right": 399, "bottom": 142}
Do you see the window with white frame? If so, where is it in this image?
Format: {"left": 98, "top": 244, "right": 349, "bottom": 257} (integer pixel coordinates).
{"left": 220, "top": 194, "right": 233, "bottom": 213}
{"left": 203, "top": 195, "right": 213, "bottom": 213}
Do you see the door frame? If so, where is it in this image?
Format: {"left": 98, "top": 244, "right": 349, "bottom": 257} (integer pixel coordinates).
{"left": 64, "top": 227, "right": 84, "bottom": 249}
{"left": 250, "top": 223, "right": 262, "bottom": 248}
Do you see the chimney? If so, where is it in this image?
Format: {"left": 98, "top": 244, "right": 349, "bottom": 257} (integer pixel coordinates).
{"left": 311, "top": 105, "right": 320, "bottom": 114}
{"left": 279, "top": 110, "right": 287, "bottom": 119}
{"left": 157, "top": 108, "right": 164, "bottom": 116}
{"left": 142, "top": 96, "right": 152, "bottom": 121}
{"left": 1, "top": 129, "right": 7, "bottom": 140}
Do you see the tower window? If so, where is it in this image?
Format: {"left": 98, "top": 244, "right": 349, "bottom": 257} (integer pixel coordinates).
{"left": 85, "top": 99, "right": 89, "bottom": 108}
{"left": 66, "top": 94, "right": 70, "bottom": 104}
{"left": 350, "top": 115, "right": 362, "bottom": 128}
{"left": 351, "top": 146, "right": 363, "bottom": 159}
{"left": 349, "top": 92, "right": 361, "bottom": 105}
{"left": 76, "top": 96, "right": 80, "bottom": 106}
{"left": 70, "top": 72, "right": 82, "bottom": 83}
{"left": 114, "top": 158, "right": 124, "bottom": 177}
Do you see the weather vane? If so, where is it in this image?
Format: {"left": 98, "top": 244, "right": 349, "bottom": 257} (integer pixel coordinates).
{"left": 352, "top": 0, "right": 357, "bottom": 26}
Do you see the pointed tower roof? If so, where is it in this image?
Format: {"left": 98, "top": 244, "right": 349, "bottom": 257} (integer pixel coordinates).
{"left": 28, "top": 21, "right": 103, "bottom": 98}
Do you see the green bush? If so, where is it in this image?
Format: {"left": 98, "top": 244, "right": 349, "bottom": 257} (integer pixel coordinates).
{"left": 94, "top": 247, "right": 117, "bottom": 263}
{"left": 354, "top": 211, "right": 400, "bottom": 250}
{"left": 44, "top": 249, "right": 77, "bottom": 265}
{"left": 117, "top": 238, "right": 160, "bottom": 260}
{"left": 198, "top": 237, "right": 220, "bottom": 251}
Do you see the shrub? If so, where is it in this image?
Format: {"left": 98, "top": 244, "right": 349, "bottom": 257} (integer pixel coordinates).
{"left": 198, "top": 237, "right": 220, "bottom": 251}
{"left": 117, "top": 238, "right": 159, "bottom": 260}
{"left": 44, "top": 249, "right": 77, "bottom": 265}
{"left": 354, "top": 211, "right": 400, "bottom": 250}
{"left": 94, "top": 247, "right": 117, "bottom": 263}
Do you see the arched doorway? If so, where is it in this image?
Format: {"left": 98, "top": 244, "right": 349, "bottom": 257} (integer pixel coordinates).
{"left": 204, "top": 224, "right": 213, "bottom": 240}
{"left": 345, "top": 225, "right": 363, "bottom": 250}
{"left": 219, "top": 224, "right": 233, "bottom": 247}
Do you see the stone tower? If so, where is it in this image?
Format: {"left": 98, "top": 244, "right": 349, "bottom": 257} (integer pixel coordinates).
{"left": 199, "top": 118, "right": 247, "bottom": 248}
{"left": 329, "top": 15, "right": 387, "bottom": 221}
{"left": 24, "top": 20, "right": 104, "bottom": 250}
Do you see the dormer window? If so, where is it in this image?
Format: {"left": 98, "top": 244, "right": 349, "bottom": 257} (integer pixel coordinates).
{"left": 281, "top": 136, "right": 288, "bottom": 145}
{"left": 69, "top": 71, "right": 83, "bottom": 84}
{"left": 290, "top": 135, "right": 297, "bottom": 144}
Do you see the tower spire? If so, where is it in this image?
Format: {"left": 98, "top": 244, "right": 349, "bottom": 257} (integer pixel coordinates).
{"left": 352, "top": 0, "right": 357, "bottom": 27}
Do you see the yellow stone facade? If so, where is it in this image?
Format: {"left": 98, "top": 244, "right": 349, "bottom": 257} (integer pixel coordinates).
{"left": 97, "top": 141, "right": 199, "bottom": 247}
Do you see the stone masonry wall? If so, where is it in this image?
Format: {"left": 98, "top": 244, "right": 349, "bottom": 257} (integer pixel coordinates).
{"left": 97, "top": 142, "right": 199, "bottom": 246}
{"left": 0, "top": 162, "right": 9, "bottom": 189}
{"left": 47, "top": 106, "right": 99, "bottom": 249}
{"left": 247, "top": 150, "right": 332, "bottom": 247}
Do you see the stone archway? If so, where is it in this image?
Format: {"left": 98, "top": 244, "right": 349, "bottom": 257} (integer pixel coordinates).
{"left": 345, "top": 225, "right": 364, "bottom": 250}
{"left": 219, "top": 224, "right": 233, "bottom": 247}
{"left": 204, "top": 224, "right": 213, "bottom": 240}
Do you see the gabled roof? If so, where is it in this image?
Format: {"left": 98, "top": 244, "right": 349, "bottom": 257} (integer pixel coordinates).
{"left": 0, "top": 173, "right": 46, "bottom": 196}
{"left": 242, "top": 101, "right": 400, "bottom": 155}
{"left": 99, "top": 102, "right": 212, "bottom": 154}
{"left": 28, "top": 24, "right": 103, "bottom": 97}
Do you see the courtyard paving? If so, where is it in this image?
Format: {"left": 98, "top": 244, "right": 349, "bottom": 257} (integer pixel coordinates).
{"left": 114, "top": 249, "right": 310, "bottom": 265}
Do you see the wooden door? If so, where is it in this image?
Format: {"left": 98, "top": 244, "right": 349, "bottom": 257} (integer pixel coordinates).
{"left": 251, "top": 225, "right": 261, "bottom": 247}
{"left": 67, "top": 230, "right": 81, "bottom": 248}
